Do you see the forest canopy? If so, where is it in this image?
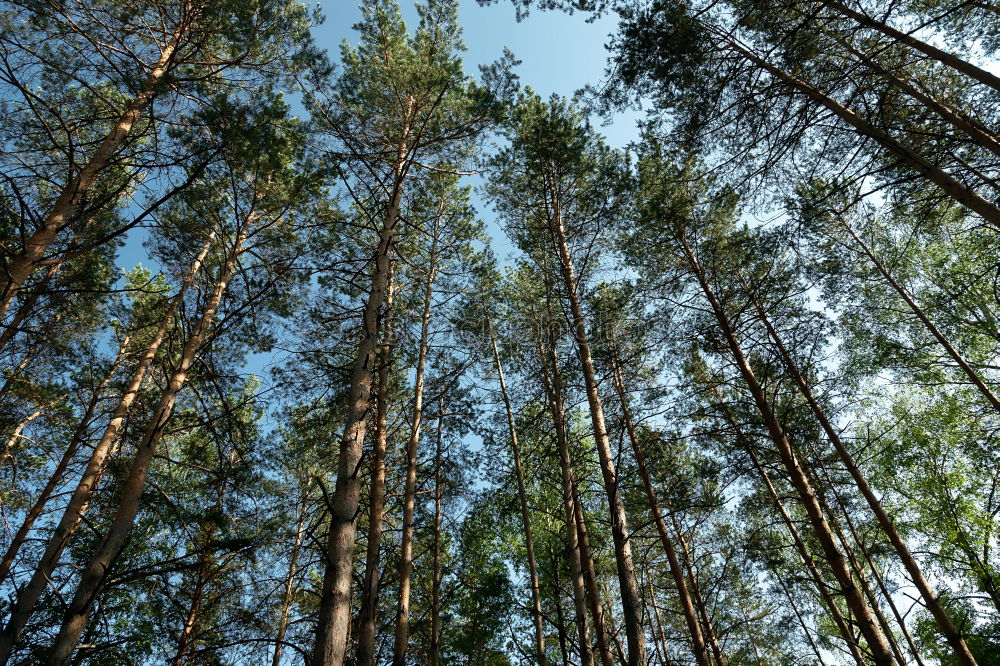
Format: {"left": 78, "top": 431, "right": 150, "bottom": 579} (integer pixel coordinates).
{"left": 0, "top": 0, "right": 999, "bottom": 664}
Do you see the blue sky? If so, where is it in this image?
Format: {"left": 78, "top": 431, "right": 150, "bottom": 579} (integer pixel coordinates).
{"left": 317, "top": 0, "right": 639, "bottom": 147}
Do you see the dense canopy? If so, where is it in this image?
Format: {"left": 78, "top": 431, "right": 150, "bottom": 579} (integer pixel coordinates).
{"left": 1, "top": 0, "right": 998, "bottom": 664}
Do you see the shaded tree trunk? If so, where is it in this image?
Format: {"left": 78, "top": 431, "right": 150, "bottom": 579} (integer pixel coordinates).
{"left": 355, "top": 271, "right": 396, "bottom": 666}
{"left": 491, "top": 331, "right": 547, "bottom": 665}
{"left": 47, "top": 220, "right": 249, "bottom": 664}
{"left": 679, "top": 233, "right": 897, "bottom": 665}
{"left": 0, "top": 230, "right": 217, "bottom": 663}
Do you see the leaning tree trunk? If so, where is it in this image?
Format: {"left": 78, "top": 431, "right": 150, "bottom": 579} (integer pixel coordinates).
{"left": 273, "top": 492, "right": 309, "bottom": 666}
{"left": 0, "top": 330, "right": 131, "bottom": 584}
{"left": 832, "top": 214, "right": 1000, "bottom": 413}
{"left": 48, "top": 218, "right": 248, "bottom": 664}
{"left": 820, "top": 0, "right": 1000, "bottom": 93}
{"left": 680, "top": 234, "right": 897, "bottom": 666}
{"left": 0, "top": 25, "right": 186, "bottom": 320}
{"left": 750, "top": 293, "right": 979, "bottom": 666}
{"left": 0, "top": 230, "right": 216, "bottom": 664}
{"left": 723, "top": 36, "right": 1000, "bottom": 229}
{"left": 548, "top": 195, "right": 647, "bottom": 666}
{"left": 609, "top": 347, "right": 712, "bottom": 666}
{"left": 537, "top": 334, "right": 596, "bottom": 666}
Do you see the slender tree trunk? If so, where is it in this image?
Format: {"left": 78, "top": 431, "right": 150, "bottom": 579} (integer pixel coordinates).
{"left": 817, "top": 490, "right": 910, "bottom": 666}
{"left": 47, "top": 220, "right": 248, "bottom": 664}
{"left": 571, "top": 483, "right": 616, "bottom": 666}
{"left": 609, "top": 349, "right": 711, "bottom": 666}
{"left": 832, "top": 215, "right": 1000, "bottom": 412}
{"left": 725, "top": 37, "right": 1000, "bottom": 229}
{"left": 670, "top": 520, "right": 723, "bottom": 666}
{"left": 830, "top": 33, "right": 1000, "bottom": 161}
{"left": 537, "top": 334, "right": 595, "bottom": 666}
{"left": 273, "top": 493, "right": 309, "bottom": 666}
{"left": 392, "top": 223, "right": 439, "bottom": 666}
{"left": 0, "top": 262, "right": 60, "bottom": 354}
{"left": 821, "top": 0, "right": 1000, "bottom": 93}
{"left": 548, "top": 198, "right": 647, "bottom": 666}
{"left": 679, "top": 234, "right": 897, "bottom": 665}
{"left": 355, "top": 272, "right": 395, "bottom": 666}
{"left": 647, "top": 581, "right": 673, "bottom": 666}
{"left": 750, "top": 293, "right": 979, "bottom": 666}
{"left": 172, "top": 556, "right": 211, "bottom": 666}
{"left": 311, "top": 160, "right": 404, "bottom": 666}
{"left": 777, "top": 576, "right": 828, "bottom": 666}
{"left": 743, "top": 445, "right": 868, "bottom": 666}
{"left": 0, "top": 231, "right": 216, "bottom": 663}
{"left": 491, "top": 332, "right": 547, "bottom": 665}
{"left": 0, "top": 402, "right": 50, "bottom": 466}
{"left": 552, "top": 562, "right": 572, "bottom": 666}
{"left": 0, "top": 26, "right": 186, "bottom": 320}
{"left": 430, "top": 400, "right": 444, "bottom": 666}
{"left": 0, "top": 332, "right": 131, "bottom": 584}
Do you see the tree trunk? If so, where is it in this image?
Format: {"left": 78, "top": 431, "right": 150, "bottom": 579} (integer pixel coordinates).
{"left": 777, "top": 576, "right": 828, "bottom": 666}
{"left": 0, "top": 230, "right": 216, "bottom": 663}
{"left": 47, "top": 220, "right": 248, "bottom": 664}
{"left": 572, "top": 483, "right": 617, "bottom": 666}
{"left": 679, "top": 234, "right": 897, "bottom": 665}
{"left": 726, "top": 38, "right": 1000, "bottom": 229}
{"left": 0, "top": 27, "right": 185, "bottom": 320}
{"left": 821, "top": 0, "right": 1000, "bottom": 93}
{"left": 548, "top": 197, "right": 647, "bottom": 666}
{"left": 430, "top": 400, "right": 444, "bottom": 666}
{"left": 392, "top": 222, "right": 439, "bottom": 666}
{"left": 537, "top": 334, "right": 595, "bottom": 666}
{"left": 832, "top": 214, "right": 1000, "bottom": 412}
{"left": 491, "top": 332, "right": 547, "bottom": 665}
{"left": 743, "top": 445, "right": 868, "bottom": 666}
{"left": 750, "top": 292, "right": 979, "bottom": 666}
{"left": 0, "top": 331, "right": 131, "bottom": 584}
{"left": 273, "top": 493, "right": 309, "bottom": 666}
{"left": 608, "top": 349, "right": 711, "bottom": 666}
{"left": 311, "top": 162, "right": 403, "bottom": 666}
{"left": 355, "top": 271, "right": 396, "bottom": 666}
{"left": 670, "top": 519, "right": 723, "bottom": 666}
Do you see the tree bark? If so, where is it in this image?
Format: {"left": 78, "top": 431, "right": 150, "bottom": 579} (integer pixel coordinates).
{"left": 0, "top": 230, "right": 216, "bottom": 663}
{"left": 608, "top": 348, "right": 711, "bottom": 666}
{"left": 311, "top": 160, "right": 403, "bottom": 666}
{"left": 0, "top": 331, "right": 131, "bottom": 585}
{"left": 725, "top": 37, "right": 1000, "bottom": 229}
{"left": 355, "top": 271, "right": 395, "bottom": 666}
{"left": 392, "top": 220, "right": 439, "bottom": 666}
{"left": 430, "top": 399, "right": 444, "bottom": 666}
{"left": 750, "top": 292, "right": 979, "bottom": 666}
{"left": 830, "top": 213, "right": 1000, "bottom": 412}
{"left": 821, "top": 0, "right": 1000, "bottom": 93}
{"left": 537, "top": 334, "right": 595, "bottom": 666}
{"left": 491, "top": 331, "right": 547, "bottom": 665}
{"left": 679, "top": 234, "right": 897, "bottom": 665}
{"left": 47, "top": 220, "right": 248, "bottom": 664}
{"left": 547, "top": 196, "right": 647, "bottom": 666}
{"left": 0, "top": 25, "right": 186, "bottom": 320}
{"left": 273, "top": 492, "right": 309, "bottom": 666}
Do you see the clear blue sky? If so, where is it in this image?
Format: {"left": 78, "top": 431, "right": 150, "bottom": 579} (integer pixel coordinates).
{"left": 316, "top": 0, "right": 639, "bottom": 148}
